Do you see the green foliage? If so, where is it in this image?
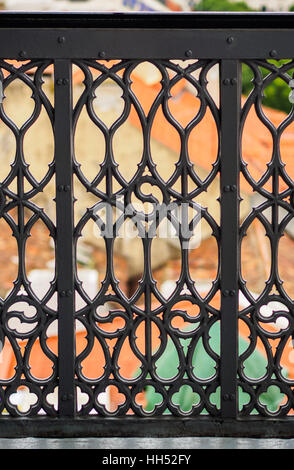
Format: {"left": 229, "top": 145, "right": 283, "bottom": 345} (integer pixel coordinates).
{"left": 192, "top": 0, "right": 294, "bottom": 114}
{"left": 193, "top": 0, "right": 252, "bottom": 11}
{"left": 242, "top": 60, "right": 294, "bottom": 114}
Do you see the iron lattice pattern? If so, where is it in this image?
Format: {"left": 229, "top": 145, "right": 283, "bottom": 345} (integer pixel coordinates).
{"left": 0, "top": 57, "right": 294, "bottom": 418}
{"left": 73, "top": 59, "right": 221, "bottom": 416}
{"left": 239, "top": 59, "right": 294, "bottom": 416}
{"left": 0, "top": 60, "right": 57, "bottom": 416}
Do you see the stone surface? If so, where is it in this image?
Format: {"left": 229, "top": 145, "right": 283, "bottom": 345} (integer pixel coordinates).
{"left": 0, "top": 437, "right": 293, "bottom": 449}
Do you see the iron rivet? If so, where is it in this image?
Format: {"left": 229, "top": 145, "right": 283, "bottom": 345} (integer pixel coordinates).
{"left": 231, "top": 185, "right": 237, "bottom": 191}
{"left": 98, "top": 51, "right": 106, "bottom": 59}
{"left": 68, "top": 394, "right": 74, "bottom": 400}
{"left": 66, "top": 290, "right": 72, "bottom": 297}
{"left": 56, "top": 79, "right": 63, "bottom": 86}
{"left": 61, "top": 394, "right": 68, "bottom": 401}
{"left": 270, "top": 49, "right": 278, "bottom": 58}
{"left": 223, "top": 394, "right": 229, "bottom": 401}
{"left": 229, "top": 290, "right": 236, "bottom": 296}
{"left": 185, "top": 49, "right": 193, "bottom": 58}
{"left": 62, "top": 78, "right": 69, "bottom": 85}
{"left": 229, "top": 394, "right": 235, "bottom": 401}
{"left": 226, "top": 36, "right": 234, "bottom": 44}
{"left": 64, "top": 185, "right": 70, "bottom": 192}
{"left": 223, "top": 290, "right": 230, "bottom": 297}
{"left": 231, "top": 78, "right": 237, "bottom": 85}
{"left": 19, "top": 51, "right": 26, "bottom": 58}
{"left": 223, "top": 185, "right": 231, "bottom": 192}
{"left": 58, "top": 36, "right": 66, "bottom": 44}
{"left": 223, "top": 78, "right": 230, "bottom": 86}
{"left": 60, "top": 291, "right": 66, "bottom": 297}
{"left": 57, "top": 185, "right": 64, "bottom": 192}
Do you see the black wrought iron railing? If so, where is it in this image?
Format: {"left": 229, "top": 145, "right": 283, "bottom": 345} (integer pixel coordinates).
{"left": 0, "top": 11, "right": 294, "bottom": 437}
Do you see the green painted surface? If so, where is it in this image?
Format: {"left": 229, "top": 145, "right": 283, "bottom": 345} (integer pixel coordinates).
{"left": 145, "top": 322, "right": 286, "bottom": 414}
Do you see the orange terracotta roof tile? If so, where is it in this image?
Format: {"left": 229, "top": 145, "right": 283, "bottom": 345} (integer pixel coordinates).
{"left": 128, "top": 76, "right": 294, "bottom": 194}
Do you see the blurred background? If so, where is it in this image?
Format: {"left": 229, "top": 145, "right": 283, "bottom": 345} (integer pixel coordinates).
{"left": 0, "top": 0, "right": 294, "bottom": 416}
{"left": 1, "top": 0, "right": 294, "bottom": 13}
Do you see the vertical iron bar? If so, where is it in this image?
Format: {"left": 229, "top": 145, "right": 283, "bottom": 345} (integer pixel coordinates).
{"left": 220, "top": 60, "right": 241, "bottom": 419}
{"left": 54, "top": 59, "right": 76, "bottom": 417}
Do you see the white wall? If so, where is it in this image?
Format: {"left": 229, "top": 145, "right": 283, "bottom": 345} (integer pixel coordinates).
{"left": 4, "top": 0, "right": 168, "bottom": 11}
{"left": 245, "top": 0, "right": 294, "bottom": 10}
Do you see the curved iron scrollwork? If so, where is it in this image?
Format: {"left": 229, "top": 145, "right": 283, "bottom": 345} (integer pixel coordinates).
{"left": 239, "top": 59, "right": 294, "bottom": 417}
{"left": 3, "top": 56, "right": 293, "bottom": 419}
{"left": 73, "top": 59, "right": 221, "bottom": 416}
{"left": 0, "top": 60, "right": 57, "bottom": 416}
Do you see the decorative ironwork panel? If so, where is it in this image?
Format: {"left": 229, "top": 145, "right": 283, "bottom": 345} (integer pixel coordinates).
{"left": 1, "top": 13, "right": 294, "bottom": 437}
{"left": 0, "top": 60, "right": 57, "bottom": 416}
{"left": 73, "top": 59, "right": 221, "bottom": 416}
{"left": 239, "top": 59, "right": 294, "bottom": 416}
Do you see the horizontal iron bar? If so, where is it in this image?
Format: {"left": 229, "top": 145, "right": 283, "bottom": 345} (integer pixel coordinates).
{"left": 0, "top": 417, "right": 294, "bottom": 438}
{"left": 0, "top": 12, "right": 294, "bottom": 29}
{"left": 1, "top": 29, "right": 294, "bottom": 59}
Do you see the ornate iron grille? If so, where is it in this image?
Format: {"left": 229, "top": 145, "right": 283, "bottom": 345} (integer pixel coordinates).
{"left": 0, "top": 11, "right": 293, "bottom": 437}
{"left": 72, "top": 58, "right": 221, "bottom": 418}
